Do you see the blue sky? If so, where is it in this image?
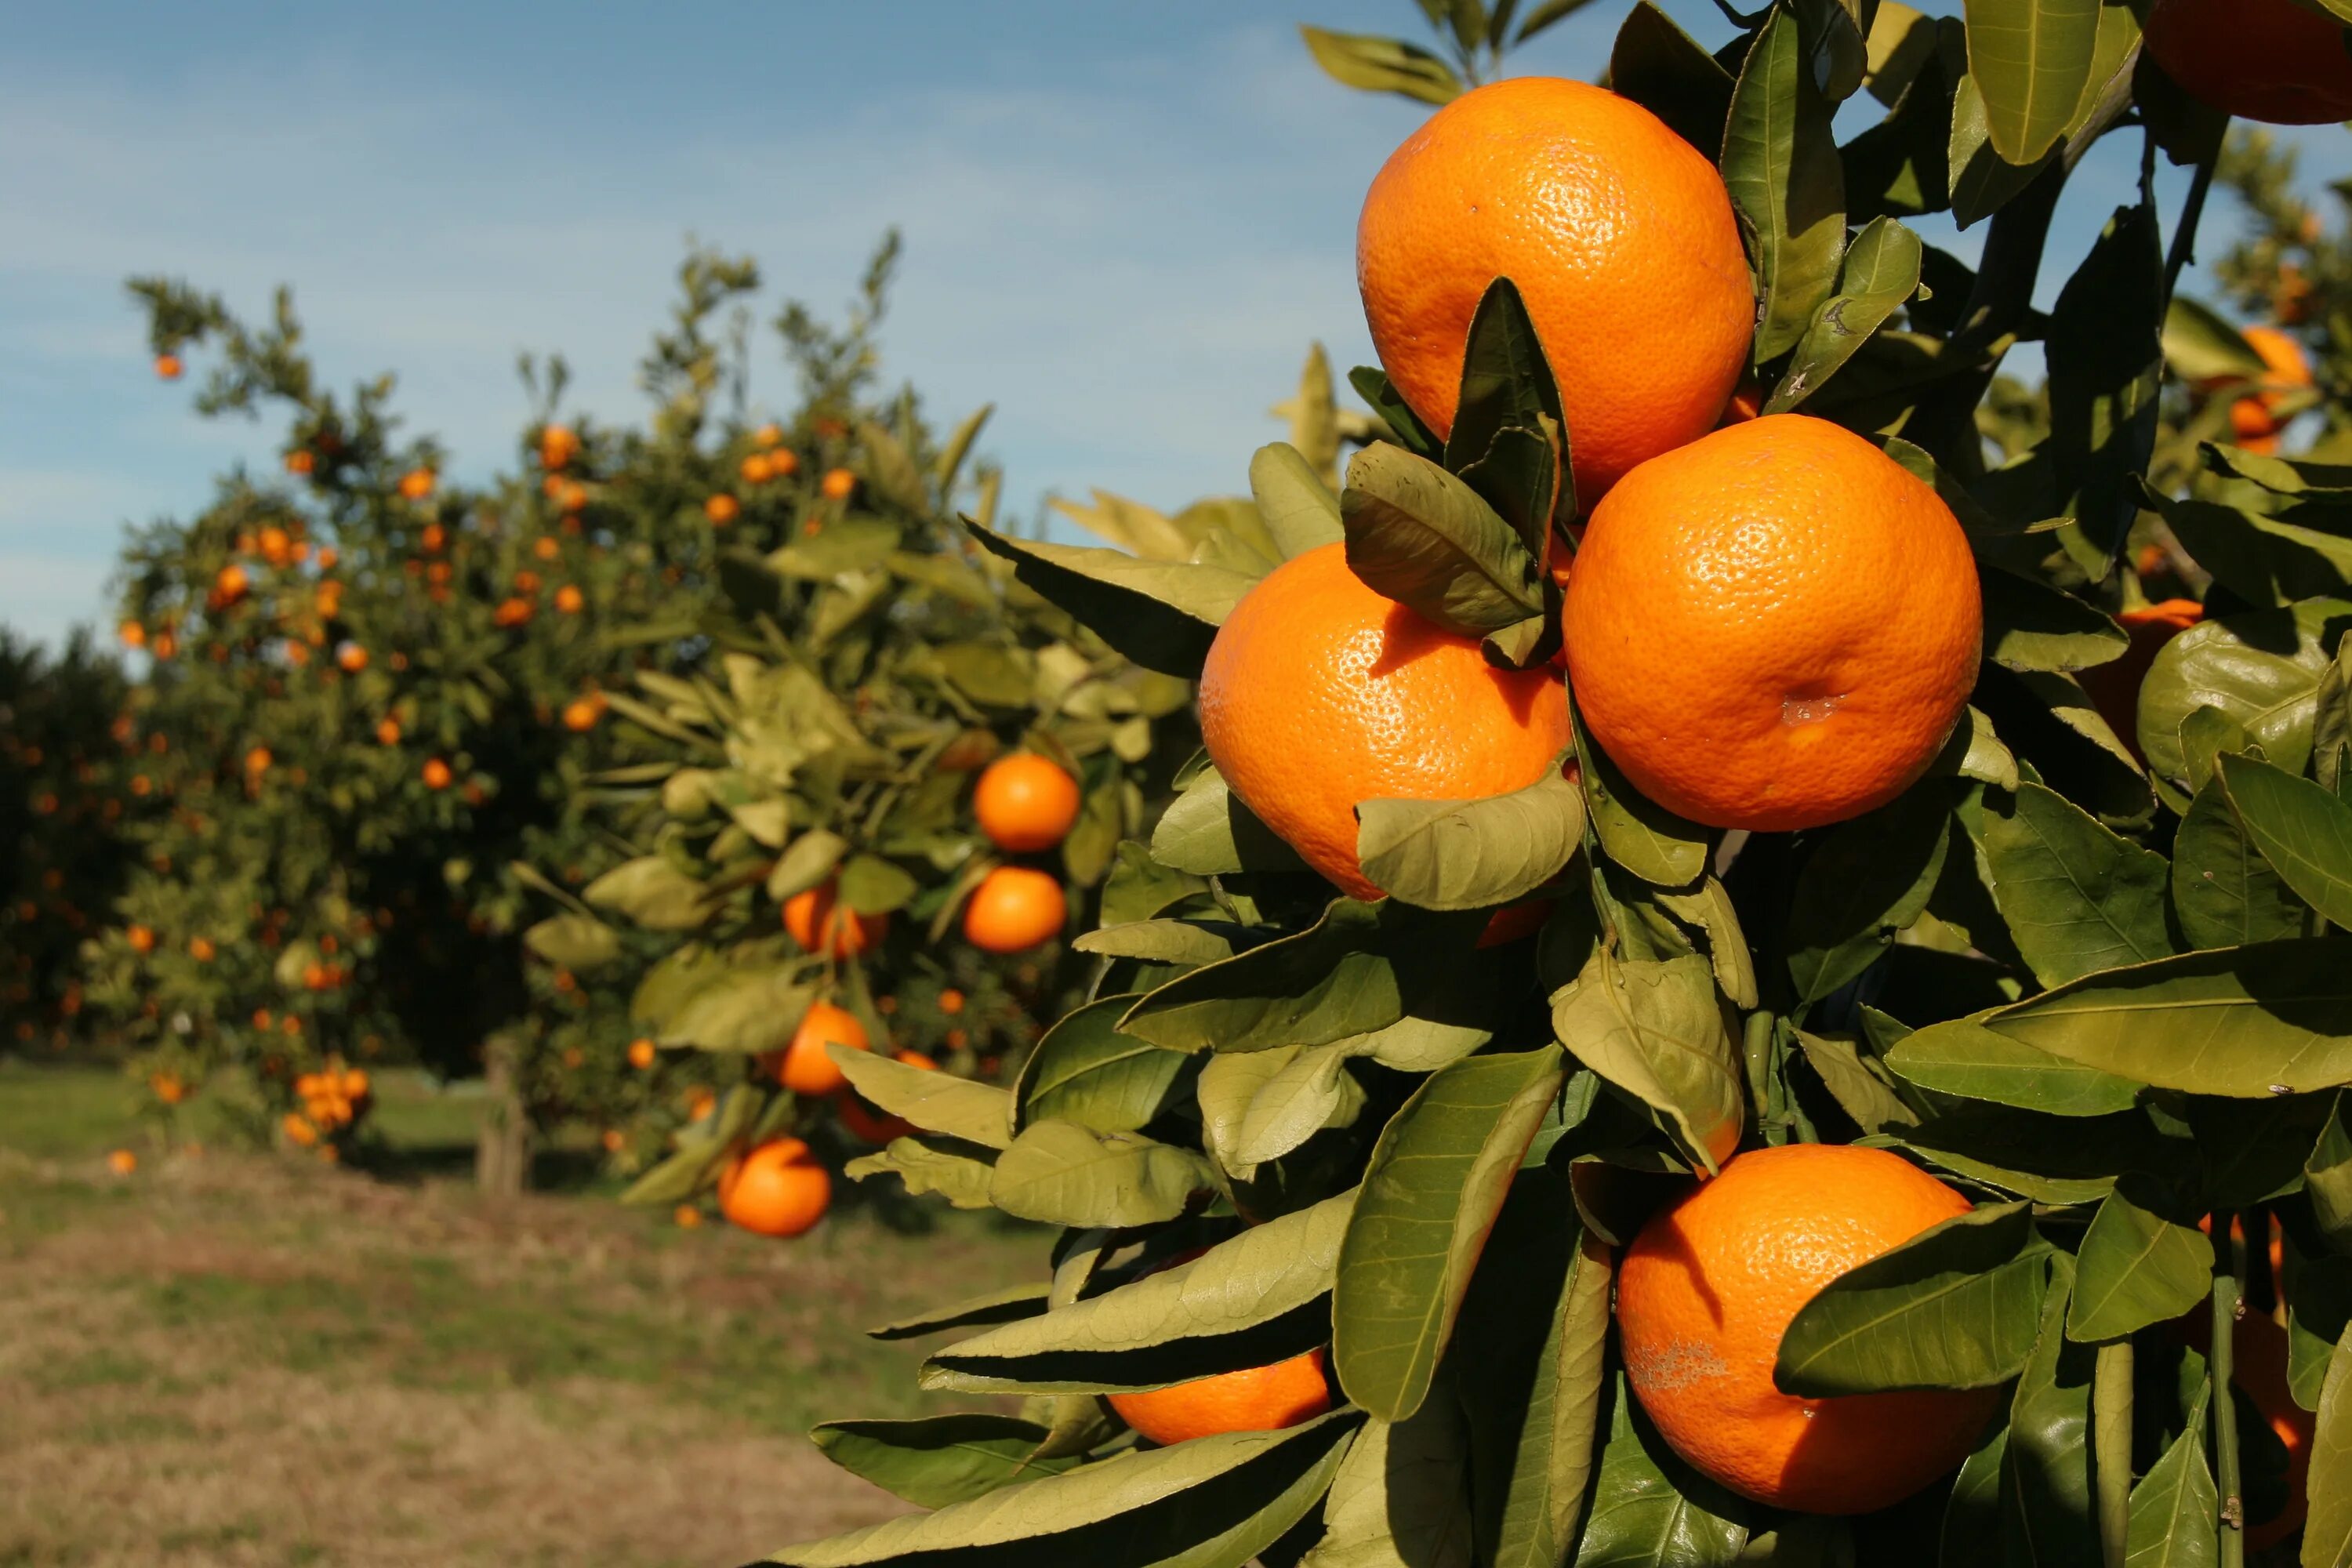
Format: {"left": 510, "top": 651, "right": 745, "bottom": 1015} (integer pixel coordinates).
{"left": 3, "top": 2, "right": 2345, "bottom": 645}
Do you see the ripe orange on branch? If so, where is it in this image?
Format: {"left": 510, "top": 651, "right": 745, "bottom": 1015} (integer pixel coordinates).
{"left": 718, "top": 1137, "right": 831, "bottom": 1238}
{"left": 1356, "top": 76, "right": 1752, "bottom": 503}
{"left": 973, "top": 753, "right": 1081, "bottom": 852}
{"left": 2144, "top": 0, "right": 2352, "bottom": 125}
{"left": 1616, "top": 1144, "right": 1999, "bottom": 1513}
{"left": 1199, "top": 543, "right": 1570, "bottom": 899}
{"left": 769, "top": 1000, "right": 870, "bottom": 1096}
{"left": 1109, "top": 1348, "right": 1332, "bottom": 1446}
{"left": 1563, "top": 415, "right": 1979, "bottom": 832}
{"left": 961, "top": 866, "right": 1065, "bottom": 953}
{"left": 782, "top": 879, "right": 887, "bottom": 958}
{"left": 2208, "top": 325, "right": 2313, "bottom": 453}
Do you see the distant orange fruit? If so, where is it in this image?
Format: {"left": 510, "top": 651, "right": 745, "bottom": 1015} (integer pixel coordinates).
{"left": 153, "top": 354, "right": 182, "bottom": 381}
{"left": 213, "top": 563, "right": 250, "bottom": 606}
{"left": 119, "top": 621, "right": 146, "bottom": 649}
{"left": 1357, "top": 76, "right": 1752, "bottom": 503}
{"left": 2145, "top": 0, "right": 2352, "bottom": 125}
{"left": 961, "top": 866, "right": 1065, "bottom": 953}
{"left": 539, "top": 423, "right": 579, "bottom": 470}
{"left": 938, "top": 988, "right": 965, "bottom": 1016}
{"left": 771, "top": 1000, "right": 871, "bottom": 1096}
{"left": 973, "top": 753, "right": 1082, "bottom": 852}
{"left": 704, "top": 493, "right": 740, "bottom": 525}
{"left": 674, "top": 1203, "right": 704, "bottom": 1229}
{"left": 770, "top": 448, "right": 802, "bottom": 478}
{"left": 1200, "top": 542, "right": 1570, "bottom": 898}
{"left": 627, "top": 1037, "right": 656, "bottom": 1070}
{"left": 107, "top": 1149, "right": 139, "bottom": 1174}
{"left": 837, "top": 1049, "right": 938, "bottom": 1144}
{"left": 1617, "top": 1145, "right": 1998, "bottom": 1512}
{"left": 2216, "top": 325, "right": 2314, "bottom": 454}
{"left": 1109, "top": 1348, "right": 1333, "bottom": 1446}
{"left": 336, "top": 643, "right": 368, "bottom": 673}
{"left": 376, "top": 717, "right": 402, "bottom": 746}
{"left": 782, "top": 879, "right": 887, "bottom": 958}
{"left": 285, "top": 449, "right": 315, "bottom": 477}
{"left": 1564, "top": 416, "right": 1980, "bottom": 832}
{"left": 753, "top": 422, "right": 784, "bottom": 448}
{"left": 422, "top": 758, "right": 453, "bottom": 790}
{"left": 126, "top": 924, "right": 156, "bottom": 955}
{"left": 188, "top": 936, "right": 215, "bottom": 963}
{"left": 561, "top": 698, "right": 600, "bottom": 732}
{"left": 819, "top": 467, "right": 856, "bottom": 501}
{"left": 718, "top": 1137, "right": 832, "bottom": 1237}
{"left": 741, "top": 453, "right": 774, "bottom": 484}
{"left": 554, "top": 584, "right": 584, "bottom": 614}
{"left": 398, "top": 467, "right": 436, "bottom": 500}
{"left": 245, "top": 746, "right": 273, "bottom": 776}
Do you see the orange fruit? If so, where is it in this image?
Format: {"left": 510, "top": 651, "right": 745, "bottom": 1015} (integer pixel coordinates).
{"left": 554, "top": 584, "right": 584, "bottom": 614}
{"left": 1199, "top": 542, "right": 1570, "bottom": 898}
{"left": 561, "top": 697, "right": 600, "bottom": 732}
{"left": 973, "top": 753, "right": 1082, "bottom": 852}
{"left": 2216, "top": 325, "right": 2313, "bottom": 453}
{"left": 376, "top": 717, "right": 402, "bottom": 746}
{"left": 285, "top": 449, "right": 315, "bottom": 477}
{"left": 107, "top": 1149, "right": 138, "bottom": 1174}
{"left": 1356, "top": 76, "right": 1752, "bottom": 504}
{"left": 1564, "top": 415, "right": 1980, "bottom": 832}
{"left": 153, "top": 354, "right": 182, "bottom": 381}
{"left": 2080, "top": 598, "right": 2203, "bottom": 760}
{"left": 539, "top": 423, "right": 579, "bottom": 470}
{"left": 213, "top": 563, "right": 250, "bottom": 605}
{"left": 627, "top": 1037, "right": 656, "bottom": 1070}
{"left": 1617, "top": 1144, "right": 1999, "bottom": 1512}
{"left": 741, "top": 452, "right": 774, "bottom": 484}
{"left": 674, "top": 1203, "right": 704, "bottom": 1229}
{"left": 820, "top": 467, "right": 857, "bottom": 501}
{"left": 188, "top": 936, "right": 215, "bottom": 963}
{"left": 704, "top": 493, "right": 739, "bottom": 525}
{"left": 2145, "top": 0, "right": 2352, "bottom": 125}
{"left": 782, "top": 879, "right": 887, "bottom": 958}
{"left": 753, "top": 422, "right": 784, "bottom": 448}
{"left": 771, "top": 1000, "right": 871, "bottom": 1095}
{"left": 771, "top": 448, "right": 802, "bottom": 478}
{"left": 1109, "top": 1348, "right": 1332, "bottom": 1446}
{"left": 398, "top": 467, "right": 436, "bottom": 500}
{"left": 126, "top": 924, "right": 156, "bottom": 954}
{"left": 119, "top": 621, "right": 146, "bottom": 649}
{"left": 718, "top": 1137, "right": 832, "bottom": 1237}
{"left": 336, "top": 643, "right": 368, "bottom": 673}
{"left": 938, "top": 988, "right": 965, "bottom": 1016}
{"left": 493, "top": 596, "right": 534, "bottom": 628}
{"left": 961, "top": 866, "right": 1065, "bottom": 953}
{"left": 837, "top": 1049, "right": 938, "bottom": 1143}
{"left": 422, "top": 758, "right": 453, "bottom": 790}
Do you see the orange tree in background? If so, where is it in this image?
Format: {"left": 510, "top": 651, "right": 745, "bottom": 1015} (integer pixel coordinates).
{"left": 0, "top": 629, "right": 147, "bottom": 1053}
{"left": 750, "top": 4, "right": 2352, "bottom": 1566}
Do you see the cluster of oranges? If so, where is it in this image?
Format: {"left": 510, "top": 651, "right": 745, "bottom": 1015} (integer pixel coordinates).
{"left": 281, "top": 1062, "right": 371, "bottom": 1152}
{"left": 702, "top": 422, "right": 858, "bottom": 530}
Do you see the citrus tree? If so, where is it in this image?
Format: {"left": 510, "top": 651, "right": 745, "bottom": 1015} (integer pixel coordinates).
{"left": 748, "top": 3, "right": 2352, "bottom": 1566}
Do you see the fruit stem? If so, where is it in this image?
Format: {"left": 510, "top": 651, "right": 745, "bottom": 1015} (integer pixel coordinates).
{"left": 2093, "top": 1338, "right": 2134, "bottom": 1568}
{"left": 2211, "top": 1256, "right": 2245, "bottom": 1568}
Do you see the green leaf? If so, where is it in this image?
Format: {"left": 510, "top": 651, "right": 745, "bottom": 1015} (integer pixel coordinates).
{"left": 2048, "top": 203, "right": 2164, "bottom": 550}
{"left": 2310, "top": 1098, "right": 2352, "bottom": 1256}
{"left": 521, "top": 913, "right": 620, "bottom": 971}
{"left": 1962, "top": 0, "right": 2103, "bottom": 165}
{"left": 2002, "top": 1254, "right": 2100, "bottom": 1565}
{"left": 1763, "top": 216, "right": 1924, "bottom": 414}
{"left": 1298, "top": 26, "right": 1464, "bottom": 106}
{"left": 1776, "top": 1200, "right": 2051, "bottom": 1395}
{"left": 760, "top": 1408, "right": 1362, "bottom": 1568}
{"left": 1229, "top": 1043, "right": 1368, "bottom": 1168}
{"left": 2303, "top": 1323, "right": 2352, "bottom": 1568}
{"left": 769, "top": 829, "right": 850, "bottom": 902}
{"left": 2163, "top": 295, "right": 2268, "bottom": 384}
{"left": 2220, "top": 751, "right": 2352, "bottom": 929}
{"left": 1981, "top": 567, "right": 2131, "bottom": 673}
{"left": 1015, "top": 994, "right": 1194, "bottom": 1134}
{"left": 1356, "top": 759, "right": 1582, "bottom": 912}
{"left": 1150, "top": 764, "right": 1310, "bottom": 878}
{"left": 1570, "top": 1378, "right": 1749, "bottom": 1567}
{"left": 987, "top": 1121, "right": 1216, "bottom": 1229}
{"left": 1946, "top": 71, "right": 2050, "bottom": 230}
{"left": 1574, "top": 712, "right": 1711, "bottom": 889}
{"left": 1444, "top": 278, "right": 1568, "bottom": 547}
{"left": 1722, "top": 5, "right": 1848, "bottom": 363}
{"left": 2172, "top": 775, "right": 2311, "bottom": 951}
{"left": 1348, "top": 367, "right": 1444, "bottom": 462}
{"left": 2065, "top": 1178, "right": 2214, "bottom": 1341}
{"left": 923, "top": 1192, "right": 1351, "bottom": 1394}
{"left": 1794, "top": 1029, "right": 1922, "bottom": 1130}
{"left": 1304, "top": 1390, "right": 1475, "bottom": 1568}
{"left": 1886, "top": 1018, "right": 2143, "bottom": 1116}
{"left": 845, "top": 1134, "right": 1000, "bottom": 1210}
{"left": 966, "top": 521, "right": 1252, "bottom": 679}
{"left": 1333, "top": 1047, "right": 1564, "bottom": 1423}
{"left": 811, "top": 1416, "right": 1078, "bottom": 1508}
{"left": 1250, "top": 444, "right": 1345, "bottom": 561}
{"left": 1963, "top": 939, "right": 2352, "bottom": 1096}
{"left": 1340, "top": 444, "right": 1543, "bottom": 637}
{"left": 662, "top": 965, "right": 819, "bottom": 1054}
{"left": 867, "top": 1283, "right": 1051, "bottom": 1341}
{"left": 1548, "top": 949, "right": 1743, "bottom": 1173}
{"left": 1979, "top": 779, "right": 2176, "bottom": 987}
{"left": 838, "top": 851, "right": 919, "bottom": 914}
{"left": 2121, "top": 1385, "right": 2216, "bottom": 1567}
{"left": 1654, "top": 876, "right": 1759, "bottom": 1011}
{"left": 583, "top": 855, "right": 709, "bottom": 931}
{"left": 2140, "top": 598, "right": 2351, "bottom": 786}
{"left": 1785, "top": 783, "right": 1952, "bottom": 1004}
{"left": 2293, "top": 1259, "right": 2352, "bottom": 1413}
{"left": 835, "top": 1047, "right": 1014, "bottom": 1150}
{"left": 2154, "top": 495, "right": 2352, "bottom": 610}
{"left": 1608, "top": 2, "right": 1736, "bottom": 156}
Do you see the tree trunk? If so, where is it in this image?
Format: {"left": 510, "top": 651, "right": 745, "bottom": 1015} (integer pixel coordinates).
{"left": 474, "top": 1031, "right": 531, "bottom": 1196}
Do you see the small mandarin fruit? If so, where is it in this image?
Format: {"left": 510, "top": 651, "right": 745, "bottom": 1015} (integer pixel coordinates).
{"left": 820, "top": 466, "right": 856, "bottom": 501}
{"left": 376, "top": 717, "right": 401, "bottom": 746}
{"left": 107, "top": 1149, "right": 138, "bottom": 1174}
{"left": 962, "top": 866, "right": 1065, "bottom": 953}
{"left": 398, "top": 467, "right": 436, "bottom": 500}
{"left": 337, "top": 644, "right": 368, "bottom": 673}
{"left": 718, "top": 1137, "right": 831, "bottom": 1238}
{"left": 782, "top": 879, "right": 887, "bottom": 958}
{"left": 1358, "top": 76, "right": 1752, "bottom": 503}
{"left": 627, "top": 1037, "right": 656, "bottom": 1070}
{"left": 704, "top": 493, "right": 740, "bottom": 525}
{"left": 422, "top": 758, "right": 454, "bottom": 790}
{"left": 1564, "top": 415, "right": 1980, "bottom": 831}
{"left": 119, "top": 620, "right": 146, "bottom": 649}
{"left": 554, "top": 584, "right": 584, "bottom": 614}
{"left": 741, "top": 452, "right": 773, "bottom": 484}
{"left": 2080, "top": 599, "right": 2203, "bottom": 761}
{"left": 283, "top": 1112, "right": 318, "bottom": 1146}
{"left": 674, "top": 1203, "right": 703, "bottom": 1229}
{"left": 245, "top": 746, "right": 272, "bottom": 775}
{"left": 214, "top": 563, "right": 250, "bottom": 604}
{"left": 771, "top": 1000, "right": 870, "bottom": 1096}
{"left": 1617, "top": 1145, "right": 1999, "bottom": 1512}
{"left": 494, "top": 596, "right": 533, "bottom": 628}
{"left": 771, "top": 448, "right": 801, "bottom": 478}
{"left": 600, "top": 1127, "right": 625, "bottom": 1152}
{"left": 1200, "top": 543, "right": 1570, "bottom": 898}
{"left": 2217, "top": 325, "right": 2314, "bottom": 453}
{"left": 561, "top": 698, "right": 599, "bottom": 732}
{"left": 938, "top": 988, "right": 965, "bottom": 1016}
{"left": 837, "top": 1049, "right": 938, "bottom": 1143}
{"left": 188, "top": 936, "right": 215, "bottom": 963}
{"left": 754, "top": 423, "right": 783, "bottom": 448}
{"left": 285, "top": 449, "right": 315, "bottom": 477}
{"left": 973, "top": 753, "right": 1082, "bottom": 852}
{"left": 153, "top": 354, "right": 182, "bottom": 380}
{"left": 539, "top": 423, "right": 579, "bottom": 470}
{"left": 126, "top": 924, "right": 157, "bottom": 954}
{"left": 2144, "top": 0, "right": 2352, "bottom": 125}
{"left": 1108, "top": 1350, "right": 1331, "bottom": 1446}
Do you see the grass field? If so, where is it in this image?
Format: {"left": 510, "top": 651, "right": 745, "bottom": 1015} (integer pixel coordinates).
{"left": 0, "top": 1059, "right": 1042, "bottom": 1567}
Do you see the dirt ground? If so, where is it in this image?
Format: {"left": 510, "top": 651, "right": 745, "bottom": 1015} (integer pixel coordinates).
{"left": 0, "top": 1131, "right": 1039, "bottom": 1567}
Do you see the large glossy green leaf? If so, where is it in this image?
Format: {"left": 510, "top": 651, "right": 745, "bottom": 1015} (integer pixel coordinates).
{"left": 1776, "top": 1200, "right": 2051, "bottom": 1395}
{"left": 1341, "top": 444, "right": 1543, "bottom": 638}
{"left": 2155, "top": 496, "right": 2352, "bottom": 611}
{"left": 1795, "top": 1028, "right": 1922, "bottom": 1131}
{"left": 1722, "top": 5, "right": 1847, "bottom": 363}
{"left": 966, "top": 522, "right": 1251, "bottom": 679}
{"left": 1444, "top": 278, "right": 1568, "bottom": 547}
{"left": 810, "top": 1416, "right": 1079, "bottom": 1508}
{"left": 1608, "top": 2, "right": 1734, "bottom": 155}
{"left": 1357, "top": 759, "right": 1583, "bottom": 913}
{"left": 2048, "top": 203, "right": 2164, "bottom": 551}
{"left": 1150, "top": 764, "right": 1309, "bottom": 878}
{"left": 2140, "top": 598, "right": 2351, "bottom": 787}
{"left": 924, "top": 1192, "right": 1351, "bottom": 1394}
{"left": 1785, "top": 783, "right": 1951, "bottom": 1004}
{"left": 1333, "top": 1047, "right": 1564, "bottom": 1423}
{"left": 1965, "top": 940, "right": 2352, "bottom": 1096}
{"left": 1886, "top": 1018, "right": 2142, "bottom": 1116}
{"left": 1299, "top": 26, "right": 1464, "bottom": 106}
{"left": 987, "top": 1121, "right": 1216, "bottom": 1228}
{"left": 1763, "top": 216, "right": 1924, "bottom": 414}
{"left": 1550, "top": 949, "right": 1743, "bottom": 1173}
{"left": 1116, "top": 900, "right": 1393, "bottom": 1055}
{"left": 763, "top": 1409, "right": 1363, "bottom": 1568}
{"left": 1573, "top": 712, "right": 1710, "bottom": 888}
{"left": 2172, "top": 775, "right": 2311, "bottom": 951}
{"left": 1979, "top": 779, "right": 2175, "bottom": 987}
{"left": 2304, "top": 1323, "right": 2352, "bottom": 1568}
{"left": 1250, "top": 443, "right": 1345, "bottom": 561}
{"left": 2064, "top": 1179, "right": 2214, "bottom": 1341}
{"left": 1570, "top": 1378, "right": 1749, "bottom": 1567}
{"left": 2002, "top": 1254, "right": 2100, "bottom": 1565}
{"left": 1229, "top": 1042, "right": 1368, "bottom": 1168}
{"left": 2219, "top": 752, "right": 2352, "bottom": 929}
{"left": 1940, "top": 1420, "right": 2010, "bottom": 1563}
{"left": 1015, "top": 995, "right": 1193, "bottom": 1135}
{"left": 835, "top": 1046, "right": 1014, "bottom": 1150}
{"left": 2121, "top": 1385, "right": 2216, "bottom": 1568}
{"left": 1962, "top": 0, "right": 2103, "bottom": 165}
{"left": 1947, "top": 73, "right": 2050, "bottom": 230}
{"left": 1303, "top": 1391, "right": 1474, "bottom": 1568}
